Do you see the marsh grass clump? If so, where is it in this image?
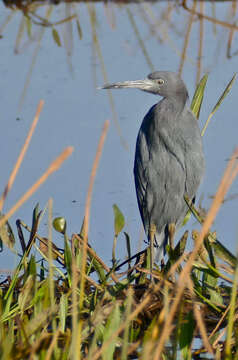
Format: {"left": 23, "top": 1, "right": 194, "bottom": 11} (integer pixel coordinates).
{"left": 1, "top": 197, "right": 238, "bottom": 360}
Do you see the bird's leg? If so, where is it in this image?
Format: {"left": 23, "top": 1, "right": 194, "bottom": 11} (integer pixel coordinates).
{"left": 168, "top": 223, "right": 176, "bottom": 250}
{"left": 149, "top": 223, "right": 156, "bottom": 282}
{"left": 168, "top": 223, "right": 176, "bottom": 283}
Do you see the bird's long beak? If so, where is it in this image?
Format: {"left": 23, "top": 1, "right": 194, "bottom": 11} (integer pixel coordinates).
{"left": 98, "top": 78, "right": 154, "bottom": 91}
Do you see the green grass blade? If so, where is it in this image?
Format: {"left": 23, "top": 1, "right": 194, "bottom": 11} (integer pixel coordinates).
{"left": 209, "top": 234, "right": 237, "bottom": 267}
{"left": 121, "top": 288, "right": 133, "bottom": 360}
{"left": 91, "top": 256, "right": 106, "bottom": 283}
{"left": 191, "top": 73, "right": 208, "bottom": 119}
{"left": 225, "top": 251, "right": 238, "bottom": 358}
{"left": 179, "top": 310, "right": 195, "bottom": 360}
{"left": 102, "top": 303, "right": 121, "bottom": 360}
{"left": 59, "top": 293, "right": 68, "bottom": 332}
{"left": 201, "top": 73, "right": 237, "bottom": 136}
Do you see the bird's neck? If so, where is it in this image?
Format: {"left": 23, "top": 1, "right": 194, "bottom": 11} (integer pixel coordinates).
{"left": 163, "top": 93, "right": 188, "bottom": 115}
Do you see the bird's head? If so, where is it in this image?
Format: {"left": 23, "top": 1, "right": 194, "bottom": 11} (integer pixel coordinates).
{"left": 99, "top": 71, "right": 189, "bottom": 101}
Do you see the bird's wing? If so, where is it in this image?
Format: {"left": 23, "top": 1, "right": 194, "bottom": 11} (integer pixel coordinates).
{"left": 134, "top": 108, "right": 187, "bottom": 243}
{"left": 181, "top": 109, "right": 205, "bottom": 198}
{"left": 134, "top": 131, "right": 149, "bottom": 226}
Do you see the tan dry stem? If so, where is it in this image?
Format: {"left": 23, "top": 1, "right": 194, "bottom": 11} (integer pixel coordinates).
{"left": 179, "top": 0, "right": 197, "bottom": 76}
{"left": 76, "top": 120, "right": 109, "bottom": 360}
{"left": 187, "top": 277, "right": 213, "bottom": 354}
{"left": 79, "top": 119, "right": 109, "bottom": 304}
{"left": 183, "top": 0, "right": 238, "bottom": 31}
{"left": 0, "top": 147, "right": 73, "bottom": 236}
{"left": 0, "top": 100, "right": 44, "bottom": 211}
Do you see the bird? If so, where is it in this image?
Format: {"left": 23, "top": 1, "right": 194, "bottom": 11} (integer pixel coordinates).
{"left": 100, "top": 71, "right": 205, "bottom": 264}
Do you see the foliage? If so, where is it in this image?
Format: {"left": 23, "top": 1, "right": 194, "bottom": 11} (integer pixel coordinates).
{"left": 0, "top": 197, "right": 238, "bottom": 359}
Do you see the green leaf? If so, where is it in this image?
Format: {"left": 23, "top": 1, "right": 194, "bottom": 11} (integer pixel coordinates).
{"left": 225, "top": 251, "right": 238, "bottom": 357}
{"left": 201, "top": 73, "right": 237, "bottom": 136}
{"left": 142, "top": 315, "right": 158, "bottom": 343}
{"left": 18, "top": 275, "right": 34, "bottom": 313}
{"left": 191, "top": 73, "right": 208, "bottom": 119}
{"left": 53, "top": 217, "right": 67, "bottom": 234}
{"left": 181, "top": 208, "right": 191, "bottom": 227}
{"left": 102, "top": 303, "right": 121, "bottom": 360}
{"left": 208, "top": 288, "right": 223, "bottom": 305}
{"left": 28, "top": 255, "right": 37, "bottom": 277}
{"left": 23, "top": 254, "right": 37, "bottom": 285}
{"left": 179, "top": 311, "right": 195, "bottom": 360}
{"left": 204, "top": 238, "right": 216, "bottom": 268}
{"left": 193, "top": 286, "right": 222, "bottom": 312}
{"left": 113, "top": 204, "right": 125, "bottom": 237}
{"left": 59, "top": 294, "right": 68, "bottom": 332}
{"left": 121, "top": 288, "right": 133, "bottom": 360}
{"left": 208, "top": 233, "right": 237, "bottom": 268}
{"left": 52, "top": 28, "right": 62, "bottom": 47}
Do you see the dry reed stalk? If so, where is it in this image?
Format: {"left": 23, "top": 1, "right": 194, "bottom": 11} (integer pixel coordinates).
{"left": 187, "top": 277, "right": 213, "bottom": 354}
{"left": 29, "top": 332, "right": 51, "bottom": 360}
{"left": 75, "top": 120, "right": 109, "bottom": 360}
{"left": 227, "top": 0, "right": 238, "bottom": 58}
{"left": 79, "top": 119, "right": 109, "bottom": 303}
{"left": 0, "top": 100, "right": 44, "bottom": 211}
{"left": 0, "top": 147, "right": 73, "bottom": 235}
{"left": 196, "top": 1, "right": 204, "bottom": 85}
{"left": 179, "top": 0, "right": 197, "bottom": 76}
{"left": 183, "top": 0, "right": 238, "bottom": 31}
{"left": 209, "top": 304, "right": 230, "bottom": 348}
{"left": 45, "top": 329, "right": 60, "bottom": 360}
{"left": 212, "top": 327, "right": 226, "bottom": 349}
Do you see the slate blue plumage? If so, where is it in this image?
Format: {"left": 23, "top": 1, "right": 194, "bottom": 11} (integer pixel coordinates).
{"left": 101, "top": 71, "right": 205, "bottom": 262}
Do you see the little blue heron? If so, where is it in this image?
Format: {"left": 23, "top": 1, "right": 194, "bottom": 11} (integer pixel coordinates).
{"left": 101, "top": 71, "right": 205, "bottom": 265}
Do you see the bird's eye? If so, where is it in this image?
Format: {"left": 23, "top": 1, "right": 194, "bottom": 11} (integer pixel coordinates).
{"left": 157, "top": 79, "right": 164, "bottom": 85}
